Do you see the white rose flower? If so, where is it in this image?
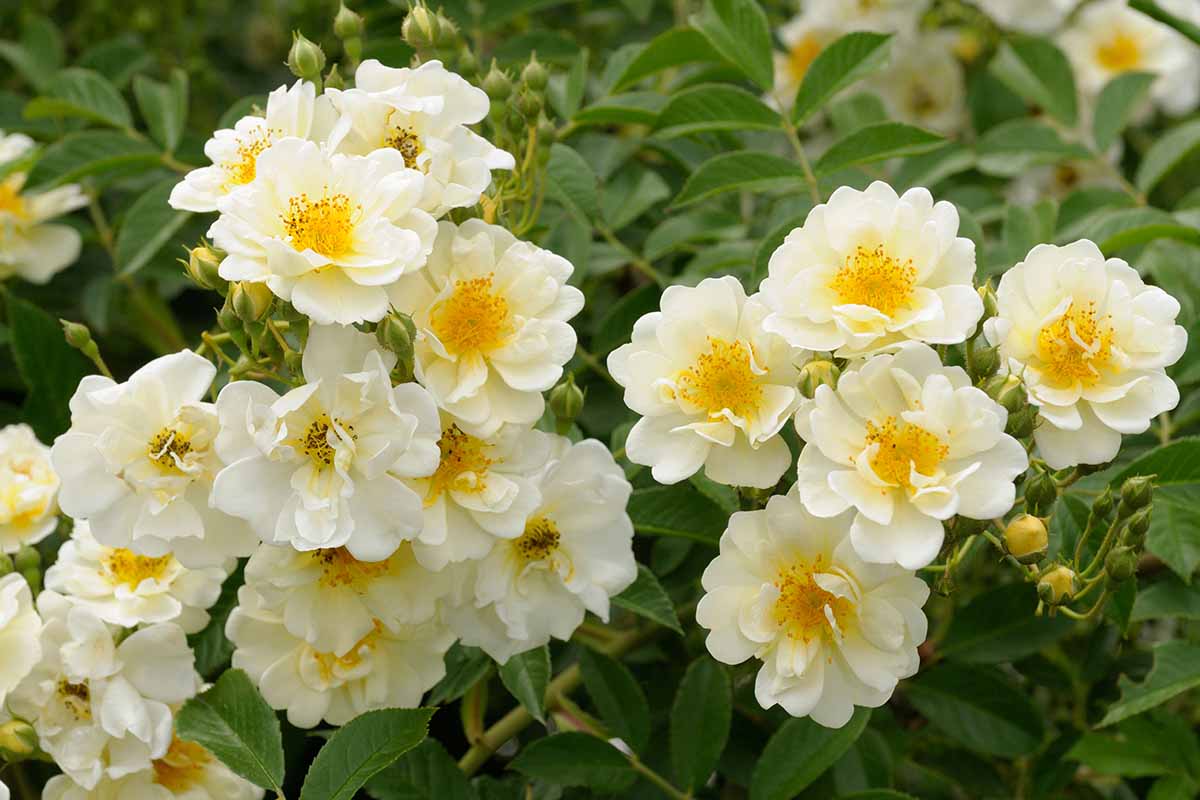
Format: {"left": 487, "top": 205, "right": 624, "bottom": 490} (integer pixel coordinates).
{"left": 870, "top": 33, "right": 967, "bottom": 136}
{"left": 771, "top": 13, "right": 842, "bottom": 109}
{"left": 50, "top": 351, "right": 257, "bottom": 568}
{"left": 0, "top": 131, "right": 87, "bottom": 284}
{"left": 0, "top": 574, "right": 41, "bottom": 708}
{"left": 759, "top": 182, "right": 981, "bottom": 358}
{"left": 607, "top": 276, "right": 804, "bottom": 489}
{"left": 974, "top": 0, "right": 1079, "bottom": 34}
{"left": 168, "top": 80, "right": 335, "bottom": 213}
{"left": 44, "top": 521, "right": 229, "bottom": 634}
{"left": 403, "top": 418, "right": 552, "bottom": 571}
{"left": 984, "top": 240, "right": 1187, "bottom": 469}
{"left": 212, "top": 324, "right": 441, "bottom": 560}
{"left": 242, "top": 541, "right": 450, "bottom": 659}
{"left": 1059, "top": 0, "right": 1200, "bottom": 116}
{"left": 697, "top": 489, "right": 929, "bottom": 728}
{"left": 325, "top": 59, "right": 515, "bottom": 218}
{"left": 795, "top": 343, "right": 1029, "bottom": 569}
{"left": 387, "top": 219, "right": 584, "bottom": 438}
{"left": 0, "top": 778, "right": 6, "bottom": 800}
{"left": 9, "top": 592, "right": 199, "bottom": 790}
{"left": 227, "top": 583, "right": 454, "bottom": 728}
{"left": 0, "top": 423, "right": 59, "bottom": 553}
{"left": 807, "top": 0, "right": 928, "bottom": 34}
{"left": 208, "top": 137, "right": 438, "bottom": 325}
{"left": 447, "top": 437, "right": 637, "bottom": 663}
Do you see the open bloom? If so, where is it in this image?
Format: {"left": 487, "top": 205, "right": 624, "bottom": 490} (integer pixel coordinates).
{"left": 168, "top": 80, "right": 333, "bottom": 213}
{"left": 984, "top": 240, "right": 1187, "bottom": 469}
{"left": 975, "top": 0, "right": 1078, "bottom": 33}
{"left": 325, "top": 59, "right": 515, "bottom": 217}
{"left": 1059, "top": 0, "right": 1200, "bottom": 116}
{"left": 9, "top": 592, "right": 199, "bottom": 790}
{"left": 208, "top": 137, "right": 437, "bottom": 325}
{"left": 403, "top": 419, "right": 552, "bottom": 570}
{"left": 608, "top": 276, "right": 803, "bottom": 489}
{"left": 447, "top": 437, "right": 636, "bottom": 663}
{"left": 697, "top": 489, "right": 928, "bottom": 728}
{"left": 771, "top": 13, "right": 842, "bottom": 109}
{"left": 806, "top": 0, "right": 927, "bottom": 33}
{"left": 870, "top": 33, "right": 967, "bottom": 136}
{"left": 45, "top": 521, "right": 229, "bottom": 633}
{"left": 242, "top": 541, "right": 449, "bottom": 658}
{"left": 795, "top": 343, "right": 1028, "bottom": 569}
{"left": 0, "top": 423, "right": 59, "bottom": 553}
{"left": 227, "top": 582, "right": 454, "bottom": 728}
{"left": 759, "top": 182, "right": 981, "bottom": 358}
{"left": 0, "top": 574, "right": 41, "bottom": 709}
{"left": 387, "top": 219, "right": 584, "bottom": 437}
{"left": 50, "top": 351, "right": 256, "bottom": 568}
{"left": 212, "top": 324, "right": 440, "bottom": 560}
{"left": 0, "top": 131, "right": 87, "bottom": 284}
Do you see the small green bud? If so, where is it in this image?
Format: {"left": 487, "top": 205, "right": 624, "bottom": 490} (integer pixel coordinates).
{"left": 287, "top": 31, "right": 326, "bottom": 81}
{"left": 798, "top": 359, "right": 840, "bottom": 399}
{"left": 0, "top": 719, "right": 38, "bottom": 760}
{"left": 1004, "top": 514, "right": 1048, "bottom": 564}
{"left": 61, "top": 320, "right": 94, "bottom": 351}
{"left": 457, "top": 47, "right": 479, "bottom": 79}
{"left": 21, "top": 568, "right": 40, "bottom": 595}
{"left": 432, "top": 10, "right": 460, "bottom": 48}
{"left": 218, "top": 296, "right": 241, "bottom": 332}
{"left": 1091, "top": 486, "right": 1115, "bottom": 519}
{"left": 231, "top": 281, "right": 274, "bottom": 322}
{"left": 333, "top": 2, "right": 363, "bottom": 39}
{"left": 969, "top": 344, "right": 1000, "bottom": 382}
{"left": 521, "top": 53, "right": 549, "bottom": 91}
{"left": 185, "top": 244, "right": 226, "bottom": 291}
{"left": 979, "top": 281, "right": 998, "bottom": 322}
{"left": 549, "top": 374, "right": 585, "bottom": 434}
{"left": 1105, "top": 545, "right": 1137, "bottom": 582}
{"left": 375, "top": 311, "right": 416, "bottom": 358}
{"left": 1126, "top": 506, "right": 1152, "bottom": 542}
{"left": 402, "top": 6, "right": 437, "bottom": 49}
{"left": 1024, "top": 470, "right": 1059, "bottom": 517}
{"left": 1005, "top": 405, "right": 1037, "bottom": 440}
{"left": 13, "top": 546, "right": 39, "bottom": 573}
{"left": 0, "top": 554, "right": 12, "bottom": 577}
{"left": 1037, "top": 565, "right": 1076, "bottom": 605}
{"left": 516, "top": 86, "right": 543, "bottom": 120}
{"left": 983, "top": 373, "right": 1026, "bottom": 414}
{"left": 1120, "top": 474, "right": 1154, "bottom": 512}
{"left": 483, "top": 60, "right": 512, "bottom": 101}
{"left": 953, "top": 516, "right": 991, "bottom": 538}
{"left": 536, "top": 113, "right": 556, "bottom": 146}
{"left": 505, "top": 105, "right": 526, "bottom": 135}
{"left": 324, "top": 63, "right": 346, "bottom": 91}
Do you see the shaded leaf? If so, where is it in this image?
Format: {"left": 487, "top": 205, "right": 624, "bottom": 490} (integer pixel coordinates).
{"left": 988, "top": 36, "right": 1077, "bottom": 125}
{"left": 813, "top": 123, "right": 943, "bottom": 175}
{"left": 691, "top": 0, "right": 774, "bottom": 90}
{"left": 906, "top": 664, "right": 1043, "bottom": 757}
{"left": 655, "top": 84, "right": 780, "bottom": 137}
{"left": 612, "top": 564, "right": 683, "bottom": 634}
{"left": 792, "top": 32, "right": 892, "bottom": 124}
{"left": 114, "top": 178, "right": 193, "bottom": 276}
{"left": 509, "top": 732, "right": 635, "bottom": 792}
{"left": 672, "top": 151, "right": 806, "bottom": 207}
{"left": 1099, "top": 641, "right": 1200, "bottom": 727}
{"left": 579, "top": 649, "right": 651, "bottom": 753}
{"left": 750, "top": 709, "right": 871, "bottom": 800}
{"left": 628, "top": 485, "right": 726, "bottom": 544}
{"left": 26, "top": 67, "right": 132, "bottom": 128}
{"left": 300, "top": 708, "right": 435, "bottom": 800}
{"left": 671, "top": 657, "right": 731, "bottom": 792}
{"left": 498, "top": 646, "right": 551, "bottom": 723}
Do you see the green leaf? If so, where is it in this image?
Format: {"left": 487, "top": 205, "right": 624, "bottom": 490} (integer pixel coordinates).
{"left": 749, "top": 709, "right": 871, "bottom": 800}
{"left": 77, "top": 35, "right": 155, "bottom": 88}
{"left": 300, "top": 708, "right": 435, "bottom": 800}
{"left": 975, "top": 119, "right": 1090, "bottom": 177}
{"left": 691, "top": 0, "right": 774, "bottom": 90}
{"left": 654, "top": 84, "right": 780, "bottom": 137}
{"left": 1068, "top": 732, "right": 1174, "bottom": 778}
{"left": 628, "top": 485, "right": 726, "bottom": 544}
{"left": 893, "top": 143, "right": 975, "bottom": 191}
{"left": 592, "top": 283, "right": 660, "bottom": 355}
{"left": 601, "top": 165, "right": 670, "bottom": 230}
{"left": 939, "top": 583, "right": 1074, "bottom": 664}
{"left": 0, "top": 17, "right": 63, "bottom": 91}
{"left": 792, "top": 32, "right": 892, "bottom": 124}
{"left": 26, "top": 68, "right": 132, "bottom": 129}
{"left": 671, "top": 657, "right": 731, "bottom": 791}
{"left": 114, "top": 178, "right": 193, "bottom": 276}
{"left": 1113, "top": 438, "right": 1200, "bottom": 579}
{"left": 988, "top": 36, "right": 1077, "bottom": 125}
{"left": 1084, "top": 207, "right": 1200, "bottom": 255}
{"left": 906, "top": 664, "right": 1043, "bottom": 757}
{"left": 509, "top": 732, "right": 635, "bottom": 792}
{"left": 613, "top": 28, "right": 724, "bottom": 91}
{"left": 24, "top": 130, "right": 159, "bottom": 189}
{"left": 133, "top": 69, "right": 189, "bottom": 152}
{"left": 813, "top": 123, "right": 943, "bottom": 175}
{"left": 612, "top": 563, "right": 683, "bottom": 634}
{"left": 1136, "top": 118, "right": 1200, "bottom": 194}
{"left": 1099, "top": 641, "right": 1200, "bottom": 727}
{"left": 1132, "top": 575, "right": 1200, "bottom": 622}
{"left": 1092, "top": 71, "right": 1155, "bottom": 152}
{"left": 672, "top": 151, "right": 806, "bottom": 208}
{"left": 644, "top": 209, "right": 744, "bottom": 261}
{"left": 427, "top": 644, "right": 492, "bottom": 706}
{"left": 176, "top": 669, "right": 285, "bottom": 794}
{"left": 579, "top": 650, "right": 651, "bottom": 753}
{"left": 498, "top": 646, "right": 551, "bottom": 723}
{"left": 366, "top": 739, "right": 477, "bottom": 800}
{"left": 187, "top": 562, "right": 244, "bottom": 680}
{"left": 546, "top": 143, "right": 600, "bottom": 223}
{"left": 573, "top": 92, "right": 667, "bottom": 127}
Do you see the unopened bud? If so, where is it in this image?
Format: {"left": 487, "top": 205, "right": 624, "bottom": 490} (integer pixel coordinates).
{"left": 21, "top": 568, "right": 39, "bottom": 594}
{"left": 457, "top": 47, "right": 479, "bottom": 79}
{"left": 287, "top": 31, "right": 326, "bottom": 81}
{"left": 61, "top": 320, "right": 93, "bottom": 351}
{"left": 1105, "top": 546, "right": 1137, "bottom": 582}
{"left": 1126, "top": 506, "right": 1152, "bottom": 542}
{"left": 979, "top": 281, "right": 998, "bottom": 322}
{"left": 970, "top": 344, "right": 1000, "bottom": 382}
{"left": 1004, "top": 514, "right": 1048, "bottom": 564}
{"left": 1120, "top": 475, "right": 1154, "bottom": 513}
{"left": 0, "top": 719, "right": 38, "bottom": 760}
{"left": 333, "top": 2, "right": 363, "bottom": 39}
{"left": 324, "top": 63, "right": 346, "bottom": 91}
{"left": 522, "top": 53, "right": 549, "bottom": 91}
{"left": 432, "top": 10, "right": 460, "bottom": 48}
{"left": 537, "top": 113, "right": 557, "bottom": 145}
{"left": 505, "top": 106, "right": 525, "bottom": 135}
{"left": 798, "top": 359, "right": 840, "bottom": 399}
{"left": 983, "top": 373, "right": 1026, "bottom": 414}
{"left": 375, "top": 311, "right": 416, "bottom": 358}
{"left": 0, "top": 554, "right": 12, "bottom": 577}
{"left": 13, "top": 546, "right": 39, "bottom": 572}
{"left": 549, "top": 374, "right": 584, "bottom": 434}
{"left": 1038, "top": 566, "right": 1076, "bottom": 605}
{"left": 218, "top": 296, "right": 241, "bottom": 332}
{"left": 516, "top": 86, "right": 543, "bottom": 120}
{"left": 231, "top": 281, "right": 273, "bottom": 322}
{"left": 185, "top": 245, "right": 226, "bottom": 291}
{"left": 1023, "top": 470, "right": 1058, "bottom": 517}
{"left": 1005, "top": 405, "right": 1037, "bottom": 440}
{"left": 1091, "top": 486, "right": 1115, "bottom": 519}
{"left": 402, "top": 6, "right": 437, "bottom": 49}
{"left": 483, "top": 60, "right": 512, "bottom": 101}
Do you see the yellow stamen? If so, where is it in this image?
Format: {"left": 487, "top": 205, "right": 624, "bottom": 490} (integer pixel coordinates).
{"left": 786, "top": 35, "right": 824, "bottom": 82}
{"left": 148, "top": 428, "right": 193, "bottom": 472}
{"left": 384, "top": 126, "right": 423, "bottom": 170}
{"left": 426, "top": 424, "right": 492, "bottom": 505}
{"left": 314, "top": 619, "right": 385, "bottom": 679}
{"left": 104, "top": 548, "right": 173, "bottom": 589}
{"left": 313, "top": 547, "right": 392, "bottom": 589}
{"left": 153, "top": 736, "right": 212, "bottom": 792}
{"left": 281, "top": 191, "right": 358, "bottom": 258}
{"left": 514, "top": 516, "right": 560, "bottom": 562}
{"left": 225, "top": 133, "right": 271, "bottom": 185}
{"left": 830, "top": 244, "right": 917, "bottom": 317}
{"left": 57, "top": 679, "right": 91, "bottom": 720}
{"left": 1095, "top": 31, "right": 1142, "bottom": 72}
{"left": 772, "top": 556, "right": 853, "bottom": 643}
{"left": 863, "top": 416, "right": 948, "bottom": 488}
{"left": 429, "top": 274, "right": 512, "bottom": 356}
{"left": 0, "top": 179, "right": 26, "bottom": 219}
{"left": 300, "top": 414, "right": 355, "bottom": 468}
{"left": 1036, "top": 301, "right": 1114, "bottom": 387}
{"left": 676, "top": 337, "right": 763, "bottom": 420}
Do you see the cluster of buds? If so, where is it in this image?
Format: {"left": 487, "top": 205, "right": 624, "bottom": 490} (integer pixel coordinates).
{"left": 0, "top": 545, "right": 43, "bottom": 594}
{"left": 402, "top": 4, "right": 462, "bottom": 57}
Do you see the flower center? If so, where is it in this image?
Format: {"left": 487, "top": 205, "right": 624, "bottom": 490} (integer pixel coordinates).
{"left": 864, "top": 416, "right": 948, "bottom": 488}
{"left": 1096, "top": 31, "right": 1142, "bottom": 72}
{"left": 514, "top": 516, "right": 560, "bottom": 562}
{"left": 772, "top": 557, "right": 853, "bottom": 642}
{"left": 676, "top": 337, "right": 763, "bottom": 420}
{"left": 1036, "top": 301, "right": 1115, "bottom": 387}
{"left": 225, "top": 132, "right": 271, "bottom": 185}
{"left": 153, "top": 736, "right": 212, "bottom": 793}
{"left": 313, "top": 547, "right": 393, "bottom": 589}
{"left": 0, "top": 180, "right": 26, "bottom": 219}
{"left": 787, "top": 35, "right": 824, "bottom": 82}
{"left": 148, "top": 427, "right": 193, "bottom": 472}
{"left": 831, "top": 244, "right": 917, "bottom": 316}
{"left": 104, "top": 548, "right": 174, "bottom": 589}
{"left": 301, "top": 414, "right": 355, "bottom": 469}
{"left": 430, "top": 274, "right": 512, "bottom": 356}
{"left": 385, "top": 126, "right": 423, "bottom": 170}
{"left": 314, "top": 619, "right": 384, "bottom": 679}
{"left": 57, "top": 679, "right": 91, "bottom": 721}
{"left": 426, "top": 424, "right": 492, "bottom": 505}
{"left": 281, "top": 191, "right": 358, "bottom": 258}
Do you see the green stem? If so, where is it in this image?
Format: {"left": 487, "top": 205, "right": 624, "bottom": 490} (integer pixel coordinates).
{"left": 628, "top": 753, "right": 691, "bottom": 799}
{"left": 598, "top": 225, "right": 667, "bottom": 287}
{"left": 780, "top": 115, "right": 820, "bottom": 205}
{"left": 575, "top": 345, "right": 621, "bottom": 389}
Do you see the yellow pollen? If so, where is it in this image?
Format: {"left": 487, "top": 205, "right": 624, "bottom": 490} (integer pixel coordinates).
{"left": 300, "top": 414, "right": 355, "bottom": 468}
{"left": 429, "top": 274, "right": 512, "bottom": 356}
{"left": 57, "top": 679, "right": 91, "bottom": 720}
{"left": 281, "top": 191, "right": 358, "bottom": 258}
{"left": 0, "top": 179, "right": 26, "bottom": 219}
{"left": 1096, "top": 31, "right": 1142, "bottom": 72}
{"left": 676, "top": 337, "right": 763, "bottom": 420}
{"left": 787, "top": 35, "right": 824, "bottom": 82}
{"left": 863, "top": 416, "right": 948, "bottom": 488}
{"left": 148, "top": 427, "right": 193, "bottom": 471}
{"left": 385, "top": 126, "right": 423, "bottom": 170}
{"left": 514, "top": 516, "right": 560, "bottom": 562}
{"left": 426, "top": 425, "right": 492, "bottom": 505}
{"left": 104, "top": 548, "right": 173, "bottom": 589}
{"left": 314, "top": 620, "right": 385, "bottom": 679}
{"left": 772, "top": 556, "right": 853, "bottom": 643}
{"left": 830, "top": 244, "right": 917, "bottom": 316}
{"left": 313, "top": 547, "right": 392, "bottom": 589}
{"left": 153, "top": 736, "right": 212, "bottom": 792}
{"left": 225, "top": 133, "right": 270, "bottom": 185}
{"left": 1036, "top": 301, "right": 1115, "bottom": 387}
